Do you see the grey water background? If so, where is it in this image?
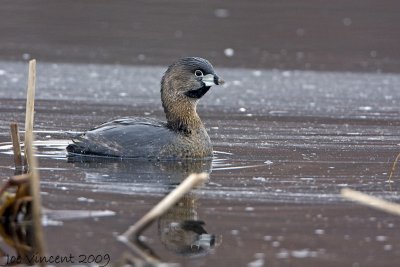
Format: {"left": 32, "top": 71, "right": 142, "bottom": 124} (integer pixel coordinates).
{"left": 1, "top": 1, "right": 400, "bottom": 266}
{"left": 1, "top": 61, "right": 400, "bottom": 266}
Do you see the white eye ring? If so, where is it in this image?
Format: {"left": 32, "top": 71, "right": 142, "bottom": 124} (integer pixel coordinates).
{"left": 194, "top": 70, "right": 204, "bottom": 77}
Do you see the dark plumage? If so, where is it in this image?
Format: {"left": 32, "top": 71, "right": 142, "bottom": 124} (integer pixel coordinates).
{"left": 66, "top": 57, "right": 224, "bottom": 160}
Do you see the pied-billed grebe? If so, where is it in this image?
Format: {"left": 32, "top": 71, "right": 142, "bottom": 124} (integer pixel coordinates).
{"left": 66, "top": 57, "right": 224, "bottom": 160}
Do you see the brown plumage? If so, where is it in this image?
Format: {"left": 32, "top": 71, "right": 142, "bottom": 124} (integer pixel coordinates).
{"left": 66, "top": 57, "right": 224, "bottom": 160}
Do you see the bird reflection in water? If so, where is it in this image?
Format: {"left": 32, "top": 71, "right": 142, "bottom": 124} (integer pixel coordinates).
{"left": 158, "top": 192, "right": 216, "bottom": 256}
{"left": 72, "top": 157, "right": 223, "bottom": 266}
{"left": 67, "top": 155, "right": 213, "bottom": 187}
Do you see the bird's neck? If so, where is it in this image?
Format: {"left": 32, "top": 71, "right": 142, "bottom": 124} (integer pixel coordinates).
{"left": 164, "top": 102, "right": 203, "bottom": 134}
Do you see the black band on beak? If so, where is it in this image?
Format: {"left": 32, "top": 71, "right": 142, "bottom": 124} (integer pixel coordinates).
{"left": 214, "top": 75, "right": 220, "bottom": 85}
{"left": 214, "top": 75, "right": 225, "bottom": 85}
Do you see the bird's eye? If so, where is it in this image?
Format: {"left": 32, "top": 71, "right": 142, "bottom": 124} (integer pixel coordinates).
{"left": 194, "top": 70, "right": 204, "bottom": 77}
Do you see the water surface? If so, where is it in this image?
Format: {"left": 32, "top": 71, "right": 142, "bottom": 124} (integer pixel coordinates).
{"left": 1, "top": 61, "right": 400, "bottom": 266}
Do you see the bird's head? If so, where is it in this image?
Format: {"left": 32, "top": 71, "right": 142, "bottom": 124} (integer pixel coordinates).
{"left": 161, "top": 57, "right": 224, "bottom": 108}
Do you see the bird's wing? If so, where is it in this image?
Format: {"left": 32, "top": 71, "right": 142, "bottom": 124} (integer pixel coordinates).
{"left": 67, "top": 117, "right": 177, "bottom": 158}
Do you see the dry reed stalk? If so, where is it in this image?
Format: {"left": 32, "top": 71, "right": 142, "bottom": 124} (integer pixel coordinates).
{"left": 24, "top": 59, "right": 36, "bottom": 167}
{"left": 341, "top": 188, "right": 400, "bottom": 217}
{"left": 388, "top": 152, "right": 400, "bottom": 182}
{"left": 10, "top": 122, "right": 23, "bottom": 169}
{"left": 23, "top": 59, "right": 46, "bottom": 263}
{"left": 25, "top": 131, "right": 46, "bottom": 261}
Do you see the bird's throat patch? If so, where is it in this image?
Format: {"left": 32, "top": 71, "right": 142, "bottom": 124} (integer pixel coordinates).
{"left": 184, "top": 85, "right": 211, "bottom": 99}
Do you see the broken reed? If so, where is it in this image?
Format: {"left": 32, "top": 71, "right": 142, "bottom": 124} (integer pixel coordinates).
{"left": 341, "top": 188, "right": 400, "bottom": 217}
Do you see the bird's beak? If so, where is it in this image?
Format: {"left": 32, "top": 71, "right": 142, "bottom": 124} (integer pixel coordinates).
{"left": 202, "top": 74, "right": 225, "bottom": 87}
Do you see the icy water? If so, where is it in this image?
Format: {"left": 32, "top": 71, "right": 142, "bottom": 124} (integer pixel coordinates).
{"left": 1, "top": 61, "right": 400, "bottom": 266}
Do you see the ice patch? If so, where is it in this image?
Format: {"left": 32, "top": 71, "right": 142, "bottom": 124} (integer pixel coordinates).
{"left": 272, "top": 241, "right": 280, "bottom": 247}
{"left": 315, "top": 229, "right": 325, "bottom": 235}
{"left": 77, "top": 197, "right": 95, "bottom": 203}
{"left": 247, "top": 258, "right": 264, "bottom": 267}
{"left": 214, "top": 9, "right": 230, "bottom": 18}
{"left": 302, "top": 84, "right": 316, "bottom": 90}
{"left": 22, "top": 53, "right": 31, "bottom": 60}
{"left": 253, "top": 177, "right": 267, "bottom": 182}
{"left": 376, "top": 236, "right": 388, "bottom": 242}
{"left": 291, "top": 249, "right": 318, "bottom": 258}
{"left": 231, "top": 229, "right": 240, "bottom": 235}
{"left": 263, "top": 235, "right": 272, "bottom": 241}
{"left": 358, "top": 106, "right": 372, "bottom": 111}
{"left": 384, "top": 244, "right": 392, "bottom": 251}
{"left": 224, "top": 48, "right": 235, "bottom": 57}
{"left": 252, "top": 70, "right": 262, "bottom": 77}
{"left": 342, "top": 17, "right": 352, "bottom": 26}
{"left": 276, "top": 250, "right": 289, "bottom": 259}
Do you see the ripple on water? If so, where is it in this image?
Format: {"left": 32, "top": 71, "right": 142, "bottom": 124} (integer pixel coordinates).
{"left": 0, "top": 139, "right": 70, "bottom": 160}
{"left": 0, "top": 140, "right": 262, "bottom": 170}
{"left": 2, "top": 137, "right": 398, "bottom": 205}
